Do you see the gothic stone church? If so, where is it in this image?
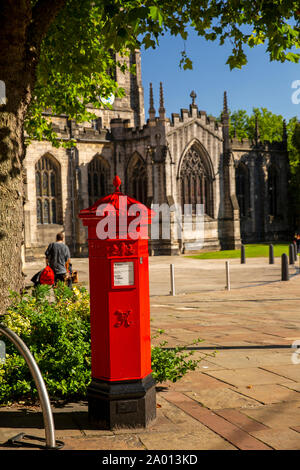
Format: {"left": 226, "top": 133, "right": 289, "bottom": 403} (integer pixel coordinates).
{"left": 23, "top": 51, "right": 290, "bottom": 259}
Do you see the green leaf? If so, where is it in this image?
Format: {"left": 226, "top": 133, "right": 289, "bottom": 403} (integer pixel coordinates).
{"left": 149, "top": 6, "right": 164, "bottom": 26}
{"left": 20, "top": 0, "right": 300, "bottom": 144}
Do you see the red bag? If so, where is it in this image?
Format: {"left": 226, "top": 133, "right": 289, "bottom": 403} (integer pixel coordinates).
{"left": 39, "top": 266, "right": 55, "bottom": 285}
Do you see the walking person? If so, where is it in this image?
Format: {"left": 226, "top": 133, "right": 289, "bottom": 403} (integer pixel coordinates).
{"left": 293, "top": 233, "right": 298, "bottom": 256}
{"left": 297, "top": 234, "right": 300, "bottom": 254}
{"left": 45, "top": 232, "right": 72, "bottom": 288}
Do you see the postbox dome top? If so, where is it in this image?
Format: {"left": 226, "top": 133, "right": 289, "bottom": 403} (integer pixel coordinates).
{"left": 79, "top": 175, "right": 154, "bottom": 223}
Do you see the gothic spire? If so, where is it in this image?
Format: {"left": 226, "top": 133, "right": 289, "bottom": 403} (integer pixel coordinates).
{"left": 222, "top": 91, "right": 231, "bottom": 161}
{"left": 159, "top": 82, "right": 166, "bottom": 119}
{"left": 190, "top": 90, "right": 197, "bottom": 106}
{"left": 149, "top": 82, "right": 155, "bottom": 120}
{"left": 283, "top": 119, "right": 287, "bottom": 141}
{"left": 282, "top": 119, "right": 288, "bottom": 150}
{"left": 221, "top": 91, "right": 229, "bottom": 125}
{"left": 223, "top": 91, "right": 228, "bottom": 115}
{"left": 254, "top": 113, "right": 260, "bottom": 144}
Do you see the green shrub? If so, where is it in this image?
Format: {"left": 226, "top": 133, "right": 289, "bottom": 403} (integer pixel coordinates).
{"left": 0, "top": 286, "right": 213, "bottom": 404}
{"left": 0, "top": 284, "right": 91, "bottom": 404}
{"left": 151, "top": 330, "right": 215, "bottom": 384}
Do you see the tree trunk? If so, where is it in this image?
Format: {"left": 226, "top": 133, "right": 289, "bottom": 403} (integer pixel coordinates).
{"left": 0, "top": 111, "right": 26, "bottom": 311}
{"left": 0, "top": 2, "right": 33, "bottom": 311}
{"left": 0, "top": 0, "right": 66, "bottom": 311}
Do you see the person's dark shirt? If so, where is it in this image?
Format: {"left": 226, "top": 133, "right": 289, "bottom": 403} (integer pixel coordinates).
{"left": 45, "top": 242, "right": 70, "bottom": 275}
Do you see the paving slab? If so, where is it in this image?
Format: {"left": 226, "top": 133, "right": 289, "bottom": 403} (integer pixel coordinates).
{"left": 204, "top": 367, "right": 296, "bottom": 388}
{"left": 281, "top": 383, "right": 300, "bottom": 392}
{"left": 260, "top": 365, "right": 300, "bottom": 382}
{"left": 235, "top": 384, "right": 300, "bottom": 405}
{"left": 23, "top": 256, "right": 300, "bottom": 295}
{"left": 162, "top": 391, "right": 272, "bottom": 450}
{"left": 214, "top": 409, "right": 269, "bottom": 434}
{"left": 189, "top": 357, "right": 227, "bottom": 371}
{"left": 3, "top": 256, "right": 300, "bottom": 450}
{"left": 202, "top": 350, "right": 293, "bottom": 369}
{"left": 152, "top": 395, "right": 206, "bottom": 431}
{"left": 165, "top": 371, "right": 229, "bottom": 392}
{"left": 185, "top": 387, "right": 261, "bottom": 410}
{"left": 250, "top": 428, "right": 300, "bottom": 450}
{"left": 62, "top": 435, "right": 145, "bottom": 450}
{"left": 113, "top": 410, "right": 178, "bottom": 435}
{"left": 137, "top": 429, "right": 236, "bottom": 450}
{"left": 239, "top": 403, "right": 300, "bottom": 428}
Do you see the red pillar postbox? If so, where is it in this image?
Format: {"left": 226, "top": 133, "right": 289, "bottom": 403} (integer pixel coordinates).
{"left": 79, "top": 176, "right": 156, "bottom": 428}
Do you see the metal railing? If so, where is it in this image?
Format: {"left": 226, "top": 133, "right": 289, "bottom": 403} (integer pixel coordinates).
{"left": 0, "top": 323, "right": 63, "bottom": 449}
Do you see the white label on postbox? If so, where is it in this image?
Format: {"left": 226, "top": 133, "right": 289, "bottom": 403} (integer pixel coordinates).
{"left": 114, "top": 262, "right": 134, "bottom": 286}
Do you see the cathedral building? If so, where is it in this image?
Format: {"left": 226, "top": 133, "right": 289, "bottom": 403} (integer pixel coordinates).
{"left": 23, "top": 51, "right": 290, "bottom": 259}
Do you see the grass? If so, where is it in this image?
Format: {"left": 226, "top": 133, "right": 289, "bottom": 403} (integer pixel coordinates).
{"left": 187, "top": 243, "right": 297, "bottom": 260}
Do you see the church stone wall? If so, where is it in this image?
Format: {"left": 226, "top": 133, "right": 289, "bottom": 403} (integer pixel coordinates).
{"left": 232, "top": 138, "right": 290, "bottom": 243}
{"left": 24, "top": 141, "right": 68, "bottom": 258}
{"left": 22, "top": 52, "right": 290, "bottom": 260}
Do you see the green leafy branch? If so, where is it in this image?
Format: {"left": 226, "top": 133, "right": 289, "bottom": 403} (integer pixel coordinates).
{"left": 151, "top": 329, "right": 217, "bottom": 384}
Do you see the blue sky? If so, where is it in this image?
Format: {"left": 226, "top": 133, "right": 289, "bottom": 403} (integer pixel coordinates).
{"left": 141, "top": 29, "right": 300, "bottom": 122}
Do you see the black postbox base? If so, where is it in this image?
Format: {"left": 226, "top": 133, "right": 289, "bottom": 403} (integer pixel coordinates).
{"left": 87, "top": 374, "right": 156, "bottom": 429}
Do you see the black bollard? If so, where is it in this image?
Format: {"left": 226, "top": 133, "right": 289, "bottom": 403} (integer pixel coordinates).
{"left": 294, "top": 243, "right": 298, "bottom": 262}
{"left": 282, "top": 253, "right": 289, "bottom": 281}
{"left": 269, "top": 244, "right": 274, "bottom": 264}
{"left": 241, "top": 244, "right": 246, "bottom": 264}
{"left": 289, "top": 244, "right": 295, "bottom": 265}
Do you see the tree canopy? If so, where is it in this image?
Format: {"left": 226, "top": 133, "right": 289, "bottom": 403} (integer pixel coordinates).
{"left": 229, "top": 107, "right": 297, "bottom": 142}
{"left": 227, "top": 107, "right": 300, "bottom": 173}
{"left": 228, "top": 106, "right": 300, "bottom": 225}
{"left": 228, "top": 107, "right": 299, "bottom": 157}
{"left": 0, "top": 0, "right": 300, "bottom": 311}
{"left": 25, "top": 0, "right": 300, "bottom": 146}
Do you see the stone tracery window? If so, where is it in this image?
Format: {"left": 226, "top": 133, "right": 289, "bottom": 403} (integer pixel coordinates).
{"left": 35, "top": 154, "right": 61, "bottom": 224}
{"left": 88, "top": 155, "right": 110, "bottom": 206}
{"left": 235, "top": 162, "right": 250, "bottom": 217}
{"left": 179, "top": 145, "right": 213, "bottom": 217}
{"left": 126, "top": 154, "right": 147, "bottom": 205}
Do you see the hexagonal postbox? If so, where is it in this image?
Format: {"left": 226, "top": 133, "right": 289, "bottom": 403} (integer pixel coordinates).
{"left": 78, "top": 176, "right": 156, "bottom": 429}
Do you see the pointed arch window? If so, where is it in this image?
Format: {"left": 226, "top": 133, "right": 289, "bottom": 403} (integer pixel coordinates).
{"left": 88, "top": 155, "right": 110, "bottom": 206}
{"left": 179, "top": 145, "right": 213, "bottom": 217}
{"left": 37, "top": 199, "right": 42, "bottom": 224}
{"left": 36, "top": 172, "right": 41, "bottom": 197}
{"left": 126, "top": 154, "right": 147, "bottom": 205}
{"left": 51, "top": 200, "right": 57, "bottom": 224}
{"left": 35, "top": 154, "right": 62, "bottom": 224}
{"left": 235, "top": 163, "right": 250, "bottom": 217}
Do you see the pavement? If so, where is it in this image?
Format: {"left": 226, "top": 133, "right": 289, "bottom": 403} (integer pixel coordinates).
{"left": 1, "top": 255, "right": 300, "bottom": 450}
